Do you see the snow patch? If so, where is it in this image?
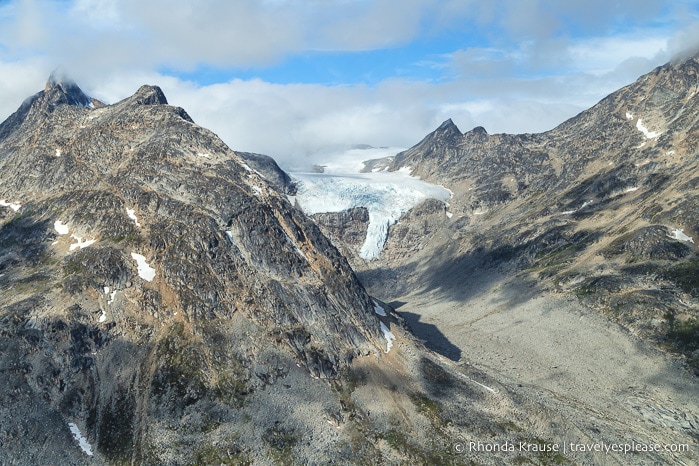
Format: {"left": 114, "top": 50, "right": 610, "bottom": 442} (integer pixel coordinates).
{"left": 372, "top": 300, "right": 387, "bottom": 317}
{"left": 99, "top": 311, "right": 106, "bottom": 323}
{"left": 131, "top": 253, "right": 156, "bottom": 281}
{"left": 380, "top": 322, "right": 395, "bottom": 353}
{"left": 104, "top": 286, "right": 116, "bottom": 304}
{"left": 68, "top": 422, "right": 93, "bottom": 456}
{"left": 624, "top": 187, "right": 639, "bottom": 193}
{"left": 446, "top": 211, "right": 453, "bottom": 219}
{"left": 0, "top": 200, "right": 21, "bottom": 211}
{"left": 626, "top": 111, "right": 633, "bottom": 120}
{"left": 54, "top": 220, "right": 70, "bottom": 235}
{"left": 197, "top": 152, "right": 210, "bottom": 158}
{"left": 126, "top": 208, "right": 141, "bottom": 227}
{"left": 636, "top": 119, "right": 661, "bottom": 139}
{"left": 251, "top": 185, "right": 263, "bottom": 196}
{"left": 669, "top": 228, "right": 694, "bottom": 244}
{"left": 69, "top": 235, "right": 96, "bottom": 251}
{"left": 54, "top": 148, "right": 61, "bottom": 157}
{"left": 225, "top": 230, "right": 235, "bottom": 244}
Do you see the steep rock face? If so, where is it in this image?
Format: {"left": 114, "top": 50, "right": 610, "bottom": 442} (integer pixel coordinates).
{"left": 0, "top": 76, "right": 384, "bottom": 463}
{"left": 236, "top": 151, "right": 297, "bottom": 195}
{"left": 311, "top": 207, "right": 370, "bottom": 266}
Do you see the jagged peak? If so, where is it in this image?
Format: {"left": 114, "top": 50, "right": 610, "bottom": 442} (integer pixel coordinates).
{"left": 436, "top": 118, "right": 460, "bottom": 133}
{"left": 44, "top": 68, "right": 92, "bottom": 108}
{"left": 131, "top": 85, "right": 169, "bottom": 105}
{"left": 470, "top": 125, "right": 488, "bottom": 135}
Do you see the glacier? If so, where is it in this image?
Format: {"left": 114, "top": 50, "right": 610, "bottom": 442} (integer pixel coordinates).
{"left": 291, "top": 147, "right": 451, "bottom": 260}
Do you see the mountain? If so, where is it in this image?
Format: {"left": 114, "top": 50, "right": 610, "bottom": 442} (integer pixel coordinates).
{"left": 323, "top": 55, "right": 699, "bottom": 463}
{"left": 359, "top": 53, "right": 699, "bottom": 361}
{"left": 2, "top": 71, "right": 698, "bottom": 465}
{"left": 0, "top": 75, "right": 389, "bottom": 463}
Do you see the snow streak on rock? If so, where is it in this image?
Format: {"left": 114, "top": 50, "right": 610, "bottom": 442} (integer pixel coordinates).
{"left": 67, "top": 422, "right": 93, "bottom": 456}
{"left": 380, "top": 322, "right": 396, "bottom": 353}
{"left": 372, "top": 299, "right": 387, "bottom": 317}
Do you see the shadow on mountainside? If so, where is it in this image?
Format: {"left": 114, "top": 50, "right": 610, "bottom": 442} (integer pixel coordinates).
{"left": 399, "top": 311, "right": 462, "bottom": 361}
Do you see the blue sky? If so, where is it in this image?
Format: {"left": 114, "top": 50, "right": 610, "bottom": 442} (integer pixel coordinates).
{"left": 0, "top": 0, "right": 698, "bottom": 169}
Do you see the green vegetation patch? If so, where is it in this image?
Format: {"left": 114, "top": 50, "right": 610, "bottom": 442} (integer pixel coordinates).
{"left": 194, "top": 442, "right": 250, "bottom": 465}
{"left": 665, "top": 315, "right": 699, "bottom": 369}
{"left": 664, "top": 259, "right": 699, "bottom": 297}
{"left": 151, "top": 322, "right": 208, "bottom": 410}
{"left": 264, "top": 424, "right": 298, "bottom": 465}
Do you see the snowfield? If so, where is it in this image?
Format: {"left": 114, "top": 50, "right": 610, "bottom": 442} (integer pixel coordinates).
{"left": 131, "top": 253, "right": 156, "bottom": 281}
{"left": 291, "top": 147, "right": 451, "bottom": 260}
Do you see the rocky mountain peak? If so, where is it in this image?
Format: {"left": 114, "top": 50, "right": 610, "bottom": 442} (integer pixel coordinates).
{"left": 130, "top": 84, "right": 169, "bottom": 105}
{"left": 44, "top": 68, "right": 93, "bottom": 108}
{"left": 470, "top": 125, "right": 488, "bottom": 136}
{"left": 436, "top": 117, "right": 460, "bottom": 133}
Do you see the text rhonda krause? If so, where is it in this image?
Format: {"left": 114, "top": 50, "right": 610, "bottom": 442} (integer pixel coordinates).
{"left": 464, "top": 441, "right": 690, "bottom": 454}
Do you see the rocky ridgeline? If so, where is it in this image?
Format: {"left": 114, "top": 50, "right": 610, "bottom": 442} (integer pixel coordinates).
{"left": 0, "top": 74, "right": 387, "bottom": 463}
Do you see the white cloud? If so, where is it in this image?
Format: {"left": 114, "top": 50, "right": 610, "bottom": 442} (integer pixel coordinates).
{"left": 0, "top": 0, "right": 698, "bottom": 173}
{"left": 568, "top": 35, "right": 669, "bottom": 74}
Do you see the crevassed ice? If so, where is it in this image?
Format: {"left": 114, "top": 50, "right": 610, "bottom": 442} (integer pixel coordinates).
{"left": 292, "top": 170, "right": 450, "bottom": 260}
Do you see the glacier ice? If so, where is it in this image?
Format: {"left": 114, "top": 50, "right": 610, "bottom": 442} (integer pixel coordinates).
{"left": 291, "top": 148, "right": 450, "bottom": 260}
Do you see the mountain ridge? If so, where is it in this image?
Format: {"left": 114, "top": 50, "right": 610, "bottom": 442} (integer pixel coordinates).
{"left": 1, "top": 67, "right": 698, "bottom": 465}
{"left": 351, "top": 51, "right": 699, "bottom": 372}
